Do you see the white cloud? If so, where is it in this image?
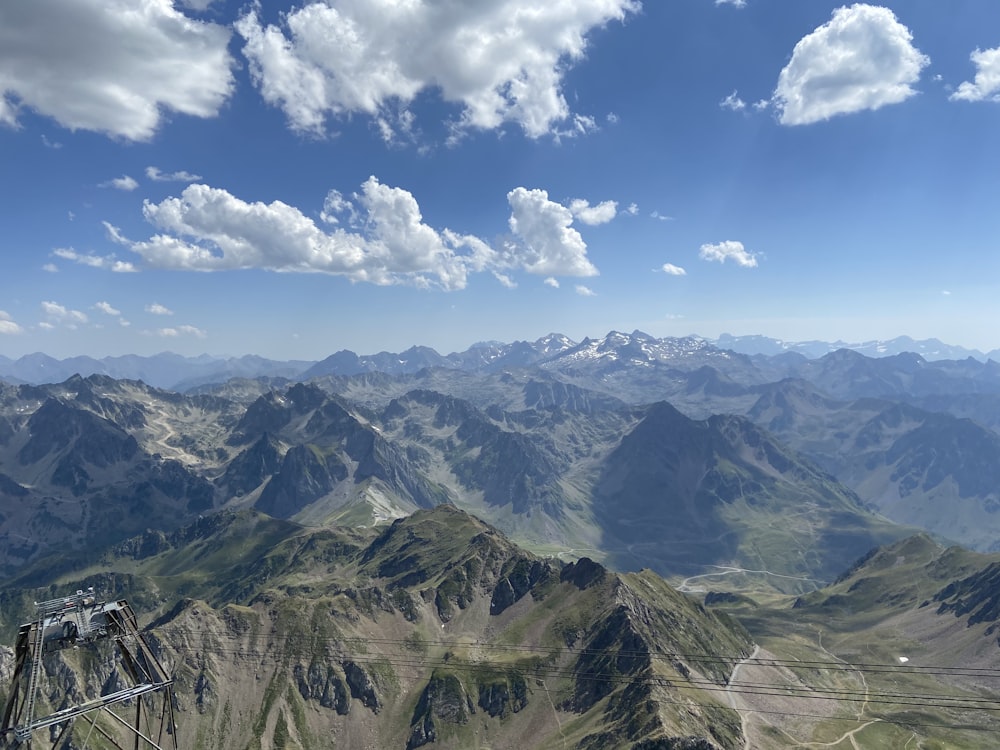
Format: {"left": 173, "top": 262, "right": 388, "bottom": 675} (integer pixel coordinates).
{"left": 716, "top": 0, "right": 746, "bottom": 7}
{"left": 553, "top": 114, "right": 600, "bottom": 143}
{"left": 41, "top": 301, "right": 87, "bottom": 327}
{"left": 699, "top": 240, "right": 758, "bottom": 268}
{"left": 177, "top": 324, "right": 207, "bottom": 338}
{"left": 0, "top": 0, "right": 234, "bottom": 140}
{"left": 94, "top": 301, "right": 121, "bottom": 316}
{"left": 146, "top": 303, "right": 174, "bottom": 316}
{"left": 146, "top": 166, "right": 203, "bottom": 182}
{"left": 53, "top": 247, "right": 137, "bottom": 273}
{"left": 650, "top": 210, "right": 674, "bottom": 221}
{"left": 101, "top": 175, "right": 139, "bottom": 191}
{"left": 119, "top": 179, "right": 495, "bottom": 291}
{"left": 320, "top": 189, "right": 358, "bottom": 226}
{"left": 773, "top": 4, "right": 929, "bottom": 126}
{"left": 544, "top": 277, "right": 560, "bottom": 288}
{"left": 111, "top": 179, "right": 611, "bottom": 288}
{"left": 569, "top": 198, "right": 618, "bottom": 226}
{"left": 720, "top": 90, "right": 746, "bottom": 111}
{"left": 41, "top": 134, "right": 62, "bottom": 149}
{"left": 625, "top": 203, "right": 639, "bottom": 216}
{"left": 661, "top": 263, "right": 687, "bottom": 276}
{"left": 493, "top": 272, "right": 517, "bottom": 289}
{"left": 575, "top": 284, "right": 597, "bottom": 297}
{"left": 154, "top": 324, "right": 204, "bottom": 338}
{"left": 951, "top": 46, "right": 1000, "bottom": 103}
{"left": 42, "top": 263, "right": 58, "bottom": 273}
{"left": 235, "top": 0, "right": 638, "bottom": 139}
{"left": 506, "top": 187, "right": 599, "bottom": 277}
{"left": 0, "top": 310, "right": 24, "bottom": 335}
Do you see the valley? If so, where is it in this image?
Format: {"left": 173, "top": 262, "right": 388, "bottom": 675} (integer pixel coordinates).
{"left": 3, "top": 332, "right": 1000, "bottom": 748}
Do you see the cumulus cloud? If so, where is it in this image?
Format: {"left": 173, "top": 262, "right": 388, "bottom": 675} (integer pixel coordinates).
{"left": 506, "top": 188, "right": 599, "bottom": 277}
{"left": 41, "top": 301, "right": 87, "bottom": 327}
{"left": 0, "top": 0, "right": 234, "bottom": 140}
{"left": 146, "top": 166, "right": 203, "bottom": 182}
{"left": 568, "top": 198, "right": 618, "bottom": 226}
{"left": 575, "top": 285, "right": 597, "bottom": 297}
{"left": 113, "top": 179, "right": 495, "bottom": 290}
{"left": 101, "top": 175, "right": 139, "bottom": 191}
{"left": 951, "top": 46, "right": 1000, "bottom": 102}
{"left": 95, "top": 301, "right": 130, "bottom": 326}
{"left": 660, "top": 263, "right": 687, "bottom": 276}
{"left": 625, "top": 203, "right": 639, "bottom": 216}
{"left": 720, "top": 91, "right": 746, "bottom": 111}
{"left": 544, "top": 277, "right": 560, "bottom": 288}
{"left": 154, "top": 325, "right": 205, "bottom": 339}
{"left": 493, "top": 272, "right": 517, "bottom": 289}
{"left": 113, "top": 179, "right": 604, "bottom": 290}
{"left": 716, "top": 0, "right": 746, "bottom": 7}
{"left": 235, "top": 0, "right": 638, "bottom": 139}
{"left": 53, "top": 247, "right": 137, "bottom": 273}
{"left": 178, "top": 325, "right": 206, "bottom": 338}
{"left": 146, "top": 303, "right": 174, "bottom": 316}
{"left": 0, "top": 310, "right": 24, "bottom": 335}
{"left": 94, "top": 301, "right": 121, "bottom": 316}
{"left": 699, "top": 240, "right": 758, "bottom": 268}
{"left": 773, "top": 4, "right": 929, "bottom": 126}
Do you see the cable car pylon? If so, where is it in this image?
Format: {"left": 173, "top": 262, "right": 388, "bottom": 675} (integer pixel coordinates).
{"left": 1, "top": 588, "right": 178, "bottom": 749}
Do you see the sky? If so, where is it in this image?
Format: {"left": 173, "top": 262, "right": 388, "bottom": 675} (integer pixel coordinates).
{"left": 2, "top": 0, "right": 1000, "bottom": 360}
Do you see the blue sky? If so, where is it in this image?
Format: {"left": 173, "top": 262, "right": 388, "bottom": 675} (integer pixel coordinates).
{"left": 2, "top": 0, "right": 999, "bottom": 359}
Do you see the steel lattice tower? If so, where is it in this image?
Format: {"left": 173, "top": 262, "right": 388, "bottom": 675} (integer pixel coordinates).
{"left": 1, "top": 589, "right": 178, "bottom": 749}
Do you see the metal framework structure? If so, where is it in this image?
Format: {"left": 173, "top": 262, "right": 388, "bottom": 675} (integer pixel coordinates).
{"left": 1, "top": 589, "right": 177, "bottom": 750}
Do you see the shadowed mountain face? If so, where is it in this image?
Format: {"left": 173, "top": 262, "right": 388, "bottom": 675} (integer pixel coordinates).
{"left": 6, "top": 332, "right": 1000, "bottom": 577}
{"left": 0, "top": 372, "right": 914, "bottom": 586}
{"left": 747, "top": 380, "right": 1000, "bottom": 551}
{"left": 0, "top": 389, "right": 218, "bottom": 574}
{"left": 592, "top": 402, "right": 905, "bottom": 583}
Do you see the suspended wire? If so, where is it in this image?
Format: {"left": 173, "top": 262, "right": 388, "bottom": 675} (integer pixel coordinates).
{"left": 151, "top": 625, "right": 1000, "bottom": 681}
{"left": 146, "top": 625, "right": 1000, "bottom": 724}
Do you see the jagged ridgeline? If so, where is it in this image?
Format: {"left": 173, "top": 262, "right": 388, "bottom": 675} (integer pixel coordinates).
{"left": 0, "top": 374, "right": 914, "bottom": 591}
{"left": 0, "top": 506, "right": 753, "bottom": 750}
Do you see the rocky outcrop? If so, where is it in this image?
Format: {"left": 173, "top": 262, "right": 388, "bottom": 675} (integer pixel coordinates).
{"left": 407, "top": 672, "right": 473, "bottom": 749}
{"left": 294, "top": 662, "right": 350, "bottom": 714}
{"left": 342, "top": 660, "right": 381, "bottom": 713}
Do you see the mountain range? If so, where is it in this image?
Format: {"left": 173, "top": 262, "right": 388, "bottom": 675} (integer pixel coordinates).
{"left": 5, "top": 330, "right": 1000, "bottom": 747}
{"left": 4, "top": 331, "right": 999, "bottom": 391}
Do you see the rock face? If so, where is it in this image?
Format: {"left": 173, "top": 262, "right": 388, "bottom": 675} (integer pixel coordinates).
{"left": 592, "top": 402, "right": 904, "bottom": 583}
{"left": 0, "top": 369, "right": 920, "bottom": 584}
{"left": 0, "top": 387, "right": 222, "bottom": 573}
{"left": 747, "top": 380, "right": 1000, "bottom": 552}
{"left": 1, "top": 506, "right": 754, "bottom": 750}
